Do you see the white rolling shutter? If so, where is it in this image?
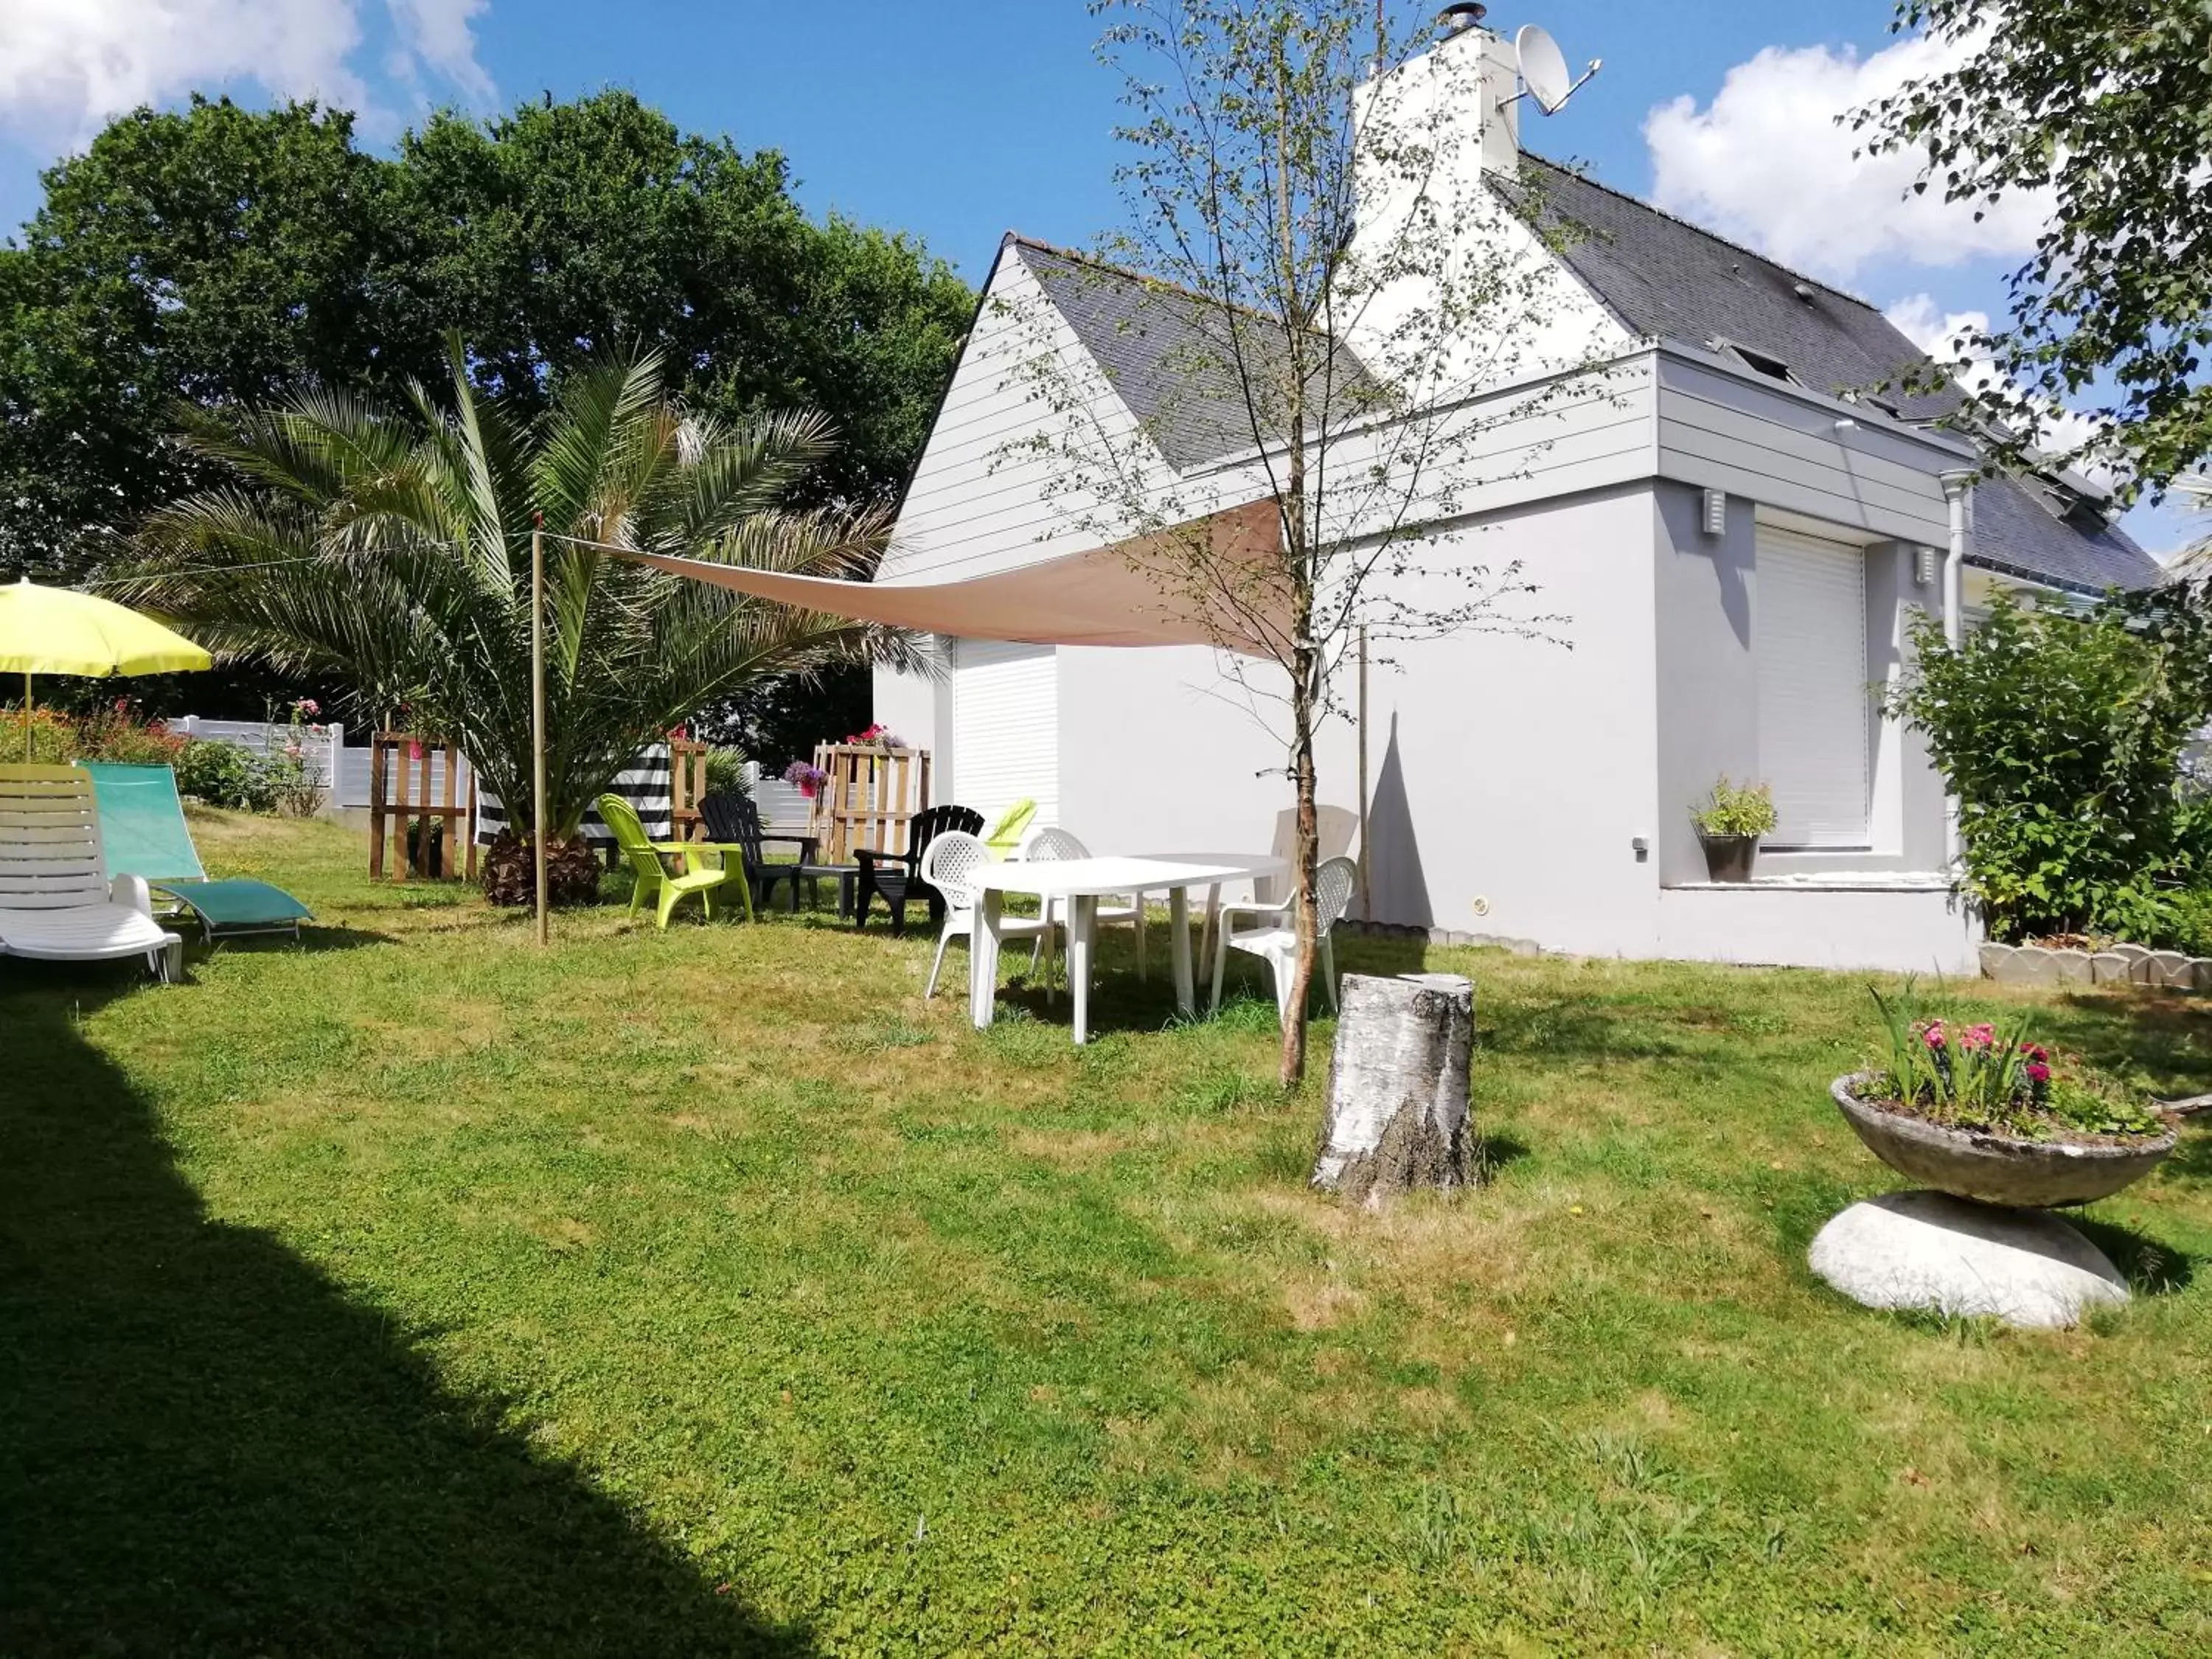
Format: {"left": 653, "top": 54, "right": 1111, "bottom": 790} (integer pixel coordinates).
{"left": 952, "top": 640, "right": 1059, "bottom": 829}
{"left": 1756, "top": 526, "right": 1871, "bottom": 848}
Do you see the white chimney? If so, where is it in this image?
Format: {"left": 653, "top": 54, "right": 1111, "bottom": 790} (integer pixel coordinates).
{"left": 1468, "top": 18, "right": 1523, "bottom": 174}
{"left": 1335, "top": 13, "right": 1616, "bottom": 400}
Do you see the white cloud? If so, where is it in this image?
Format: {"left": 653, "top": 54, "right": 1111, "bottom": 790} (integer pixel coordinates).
{"left": 1644, "top": 32, "right": 2051, "bottom": 284}
{"left": 1885, "top": 293, "right": 1992, "bottom": 379}
{"left": 384, "top": 0, "right": 493, "bottom": 105}
{"left": 1888, "top": 291, "right": 2113, "bottom": 484}
{"left": 0, "top": 0, "right": 493, "bottom": 145}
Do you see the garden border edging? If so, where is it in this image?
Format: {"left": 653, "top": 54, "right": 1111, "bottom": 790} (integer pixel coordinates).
{"left": 1980, "top": 941, "right": 2212, "bottom": 992}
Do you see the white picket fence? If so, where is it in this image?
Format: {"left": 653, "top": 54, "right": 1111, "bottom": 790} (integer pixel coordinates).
{"left": 751, "top": 769, "right": 811, "bottom": 835}
{"left": 334, "top": 743, "right": 469, "bottom": 813}
{"left": 170, "top": 716, "right": 344, "bottom": 791}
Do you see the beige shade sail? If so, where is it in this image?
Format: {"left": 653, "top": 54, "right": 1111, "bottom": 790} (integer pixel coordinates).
{"left": 612, "top": 500, "right": 1290, "bottom": 657}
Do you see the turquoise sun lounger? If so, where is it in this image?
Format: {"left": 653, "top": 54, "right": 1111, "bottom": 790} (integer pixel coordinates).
{"left": 81, "top": 761, "right": 314, "bottom": 942}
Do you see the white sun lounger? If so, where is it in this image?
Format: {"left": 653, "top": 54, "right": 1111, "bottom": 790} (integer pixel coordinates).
{"left": 0, "top": 765, "right": 181, "bottom": 982}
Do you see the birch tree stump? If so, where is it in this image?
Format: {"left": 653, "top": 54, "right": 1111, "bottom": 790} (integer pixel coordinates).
{"left": 1312, "top": 973, "right": 1475, "bottom": 1207}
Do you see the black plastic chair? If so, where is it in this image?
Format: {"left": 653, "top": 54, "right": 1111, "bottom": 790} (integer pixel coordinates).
{"left": 696, "top": 791, "right": 851, "bottom": 915}
{"left": 854, "top": 804, "right": 984, "bottom": 935}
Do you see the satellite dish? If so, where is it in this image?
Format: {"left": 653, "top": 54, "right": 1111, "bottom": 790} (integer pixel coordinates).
{"left": 1514, "top": 24, "right": 1573, "bottom": 114}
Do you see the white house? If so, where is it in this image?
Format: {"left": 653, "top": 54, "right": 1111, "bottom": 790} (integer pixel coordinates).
{"left": 871, "top": 17, "right": 2158, "bottom": 974}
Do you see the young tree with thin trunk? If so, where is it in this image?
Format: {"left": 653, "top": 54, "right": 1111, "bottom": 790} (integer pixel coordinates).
{"left": 1000, "top": 0, "right": 1615, "bottom": 1085}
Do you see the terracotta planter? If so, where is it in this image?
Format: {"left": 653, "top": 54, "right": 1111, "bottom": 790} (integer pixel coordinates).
{"left": 1697, "top": 832, "right": 1759, "bottom": 883}
{"left": 1829, "top": 1073, "right": 2177, "bottom": 1208}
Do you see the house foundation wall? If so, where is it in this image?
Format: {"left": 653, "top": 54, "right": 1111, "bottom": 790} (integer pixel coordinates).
{"left": 1655, "top": 883, "right": 1981, "bottom": 973}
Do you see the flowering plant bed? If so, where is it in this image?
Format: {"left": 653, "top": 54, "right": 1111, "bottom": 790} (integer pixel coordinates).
{"left": 1831, "top": 987, "right": 2177, "bottom": 1206}
{"left": 1862, "top": 987, "right": 2167, "bottom": 1144}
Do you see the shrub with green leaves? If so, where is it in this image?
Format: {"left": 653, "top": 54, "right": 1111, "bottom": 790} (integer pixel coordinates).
{"left": 1891, "top": 590, "right": 2212, "bottom": 943}
{"left": 702, "top": 745, "right": 751, "bottom": 798}
{"left": 175, "top": 740, "right": 279, "bottom": 813}
{"left": 1691, "top": 777, "right": 1777, "bottom": 839}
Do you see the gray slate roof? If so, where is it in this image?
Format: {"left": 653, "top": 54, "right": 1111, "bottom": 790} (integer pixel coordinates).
{"left": 1503, "top": 156, "right": 2160, "bottom": 594}
{"left": 1003, "top": 164, "right": 2159, "bottom": 594}
{"left": 1010, "top": 238, "right": 1381, "bottom": 470}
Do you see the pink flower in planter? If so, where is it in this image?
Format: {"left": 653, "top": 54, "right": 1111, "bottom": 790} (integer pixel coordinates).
{"left": 2026, "top": 1061, "right": 2052, "bottom": 1084}
{"left": 1921, "top": 1022, "right": 1946, "bottom": 1050}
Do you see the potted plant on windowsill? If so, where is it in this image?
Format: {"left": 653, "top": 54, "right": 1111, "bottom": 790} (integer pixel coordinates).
{"left": 1832, "top": 986, "right": 2177, "bottom": 1208}
{"left": 1692, "top": 776, "right": 1776, "bottom": 883}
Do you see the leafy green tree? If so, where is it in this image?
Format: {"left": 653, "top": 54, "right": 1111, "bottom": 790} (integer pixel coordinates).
{"left": 120, "top": 342, "right": 911, "bottom": 902}
{"left": 1, "top": 91, "right": 970, "bottom": 741}
{"left": 1891, "top": 592, "right": 2212, "bottom": 942}
{"left": 386, "top": 93, "right": 971, "bottom": 504}
{"left": 0, "top": 97, "right": 406, "bottom": 589}
{"left": 1857, "top": 1, "right": 2212, "bottom": 493}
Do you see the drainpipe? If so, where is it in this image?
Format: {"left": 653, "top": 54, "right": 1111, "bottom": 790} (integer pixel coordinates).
{"left": 1939, "top": 470, "right": 1974, "bottom": 651}
{"left": 1938, "top": 470, "right": 1976, "bottom": 866}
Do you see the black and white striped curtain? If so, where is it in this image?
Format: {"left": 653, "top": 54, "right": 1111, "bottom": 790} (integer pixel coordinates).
{"left": 476, "top": 745, "right": 673, "bottom": 845}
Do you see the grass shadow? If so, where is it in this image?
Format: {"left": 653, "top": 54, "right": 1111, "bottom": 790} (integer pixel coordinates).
{"left": 0, "top": 984, "right": 810, "bottom": 1657}
{"left": 1479, "top": 995, "right": 1697, "bottom": 1063}
{"left": 1472, "top": 1131, "right": 1533, "bottom": 1182}
{"left": 2048, "top": 990, "right": 2212, "bottom": 1096}
{"left": 2070, "top": 1213, "right": 2197, "bottom": 1295}
{"left": 204, "top": 922, "right": 396, "bottom": 958}
{"left": 2159, "top": 1119, "right": 2212, "bottom": 1186}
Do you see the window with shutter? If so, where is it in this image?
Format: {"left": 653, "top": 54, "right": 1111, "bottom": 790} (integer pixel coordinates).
{"left": 1755, "top": 526, "right": 1871, "bottom": 848}
{"left": 952, "top": 640, "right": 1059, "bottom": 829}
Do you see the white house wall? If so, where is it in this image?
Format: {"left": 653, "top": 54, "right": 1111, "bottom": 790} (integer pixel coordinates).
{"left": 1186, "top": 354, "right": 1658, "bottom": 552}
{"left": 1054, "top": 485, "right": 1663, "bottom": 954}
{"left": 1656, "top": 885, "right": 1979, "bottom": 974}
{"left": 874, "top": 248, "right": 1174, "bottom": 787}
{"left": 883, "top": 251, "right": 1166, "bottom": 586}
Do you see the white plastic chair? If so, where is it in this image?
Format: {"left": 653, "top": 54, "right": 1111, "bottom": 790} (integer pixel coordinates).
{"left": 1209, "top": 855, "right": 1357, "bottom": 1022}
{"left": 919, "top": 830, "right": 1057, "bottom": 999}
{"left": 0, "top": 765, "right": 181, "bottom": 982}
{"left": 1016, "top": 825, "right": 1147, "bottom": 984}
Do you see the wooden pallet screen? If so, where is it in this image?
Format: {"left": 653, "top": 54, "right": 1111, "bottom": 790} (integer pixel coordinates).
{"left": 808, "top": 744, "right": 930, "bottom": 862}
{"left": 367, "top": 731, "right": 478, "bottom": 881}
{"left": 669, "top": 738, "right": 710, "bottom": 841}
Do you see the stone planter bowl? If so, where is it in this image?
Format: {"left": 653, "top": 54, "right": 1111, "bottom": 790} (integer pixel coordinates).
{"left": 1830, "top": 1074, "right": 2177, "bottom": 1208}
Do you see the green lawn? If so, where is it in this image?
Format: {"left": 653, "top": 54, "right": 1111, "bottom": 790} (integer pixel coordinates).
{"left": 5, "top": 811, "right": 2211, "bottom": 1655}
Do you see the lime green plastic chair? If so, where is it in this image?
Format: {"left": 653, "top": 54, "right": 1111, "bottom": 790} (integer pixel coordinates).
{"left": 599, "top": 793, "right": 730, "bottom": 928}
{"left": 983, "top": 798, "right": 1037, "bottom": 858}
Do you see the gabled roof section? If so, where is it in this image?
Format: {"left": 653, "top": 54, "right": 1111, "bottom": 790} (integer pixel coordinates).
{"left": 1008, "top": 237, "right": 1382, "bottom": 470}
{"left": 1498, "top": 155, "right": 2160, "bottom": 593}
{"left": 1500, "top": 156, "right": 1955, "bottom": 421}
{"left": 1974, "top": 472, "right": 2161, "bottom": 595}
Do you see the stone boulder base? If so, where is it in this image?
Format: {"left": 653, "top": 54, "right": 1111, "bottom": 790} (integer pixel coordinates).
{"left": 1809, "top": 1192, "right": 2129, "bottom": 1329}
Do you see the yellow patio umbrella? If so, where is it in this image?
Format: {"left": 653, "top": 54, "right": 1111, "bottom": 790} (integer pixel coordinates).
{"left": 0, "top": 577, "right": 212, "bottom": 759}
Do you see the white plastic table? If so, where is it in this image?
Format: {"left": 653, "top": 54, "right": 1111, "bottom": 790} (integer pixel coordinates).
{"left": 969, "top": 852, "right": 1288, "bottom": 1043}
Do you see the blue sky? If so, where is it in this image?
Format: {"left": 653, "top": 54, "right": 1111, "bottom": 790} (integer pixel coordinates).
{"left": 0, "top": 1, "right": 2188, "bottom": 549}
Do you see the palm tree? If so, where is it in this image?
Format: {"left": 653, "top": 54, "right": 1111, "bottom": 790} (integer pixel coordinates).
{"left": 122, "top": 338, "right": 909, "bottom": 900}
